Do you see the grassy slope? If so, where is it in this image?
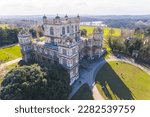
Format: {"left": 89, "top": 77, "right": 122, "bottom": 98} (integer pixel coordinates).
{"left": 0, "top": 45, "right": 22, "bottom": 63}
{"left": 95, "top": 61, "right": 150, "bottom": 100}
{"left": 71, "top": 84, "right": 94, "bottom": 100}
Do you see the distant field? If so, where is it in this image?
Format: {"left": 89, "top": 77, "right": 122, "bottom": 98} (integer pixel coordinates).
{"left": 0, "top": 45, "right": 22, "bottom": 63}
{"left": 95, "top": 61, "right": 150, "bottom": 100}
{"left": 71, "top": 84, "right": 94, "bottom": 100}
{"left": 0, "top": 24, "right": 10, "bottom": 29}
{"left": 80, "top": 25, "right": 121, "bottom": 38}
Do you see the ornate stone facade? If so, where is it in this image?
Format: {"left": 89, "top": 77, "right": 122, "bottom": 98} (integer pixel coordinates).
{"left": 18, "top": 15, "right": 104, "bottom": 85}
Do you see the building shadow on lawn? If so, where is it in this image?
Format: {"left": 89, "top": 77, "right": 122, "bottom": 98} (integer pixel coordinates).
{"left": 95, "top": 62, "right": 135, "bottom": 100}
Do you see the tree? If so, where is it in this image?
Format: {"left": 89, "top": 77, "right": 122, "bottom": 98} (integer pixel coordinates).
{"left": 0, "top": 28, "right": 19, "bottom": 47}
{"left": 144, "top": 27, "right": 150, "bottom": 36}
{"left": 128, "top": 39, "right": 143, "bottom": 54}
{"left": 29, "top": 29, "right": 37, "bottom": 38}
{"left": 80, "top": 29, "right": 87, "bottom": 37}
{"left": 134, "top": 28, "right": 144, "bottom": 38}
{"left": 138, "top": 42, "right": 150, "bottom": 64}
{"left": 0, "top": 64, "right": 70, "bottom": 100}
{"left": 109, "top": 28, "right": 115, "bottom": 38}
{"left": 110, "top": 38, "right": 126, "bottom": 52}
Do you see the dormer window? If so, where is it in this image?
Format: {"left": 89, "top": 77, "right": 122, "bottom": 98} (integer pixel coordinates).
{"left": 62, "top": 27, "right": 65, "bottom": 35}
{"left": 50, "top": 27, "right": 54, "bottom": 35}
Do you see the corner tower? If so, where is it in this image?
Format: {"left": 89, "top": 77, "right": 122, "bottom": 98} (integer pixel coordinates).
{"left": 18, "top": 29, "right": 32, "bottom": 62}
{"left": 92, "top": 28, "right": 103, "bottom": 57}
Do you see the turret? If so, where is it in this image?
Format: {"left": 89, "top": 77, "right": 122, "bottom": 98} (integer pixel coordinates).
{"left": 77, "top": 14, "right": 80, "bottom": 22}
{"left": 43, "top": 14, "right": 47, "bottom": 24}
{"left": 92, "top": 27, "right": 104, "bottom": 57}
{"left": 93, "top": 28, "right": 103, "bottom": 46}
{"left": 18, "top": 28, "right": 32, "bottom": 62}
{"left": 65, "top": 14, "right": 68, "bottom": 20}
{"left": 54, "top": 14, "right": 61, "bottom": 24}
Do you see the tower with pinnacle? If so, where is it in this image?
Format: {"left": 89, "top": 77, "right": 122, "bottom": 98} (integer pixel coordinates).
{"left": 18, "top": 29, "right": 32, "bottom": 62}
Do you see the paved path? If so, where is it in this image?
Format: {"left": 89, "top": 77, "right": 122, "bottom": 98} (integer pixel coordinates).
{"left": 0, "top": 58, "right": 22, "bottom": 70}
{"left": 92, "top": 85, "right": 104, "bottom": 100}
{"left": 69, "top": 56, "right": 150, "bottom": 100}
{"left": 69, "top": 58, "right": 106, "bottom": 99}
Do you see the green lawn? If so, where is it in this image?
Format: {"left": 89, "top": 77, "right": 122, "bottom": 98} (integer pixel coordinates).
{"left": 80, "top": 26, "right": 121, "bottom": 38}
{"left": 95, "top": 61, "right": 150, "bottom": 100}
{"left": 0, "top": 24, "right": 10, "bottom": 29}
{"left": 71, "top": 84, "right": 94, "bottom": 100}
{"left": 0, "top": 45, "right": 22, "bottom": 63}
{"left": 38, "top": 37, "right": 46, "bottom": 41}
{"left": 80, "top": 26, "right": 95, "bottom": 36}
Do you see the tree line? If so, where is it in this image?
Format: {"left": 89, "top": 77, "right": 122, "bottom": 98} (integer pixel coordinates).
{"left": 108, "top": 28, "right": 150, "bottom": 64}
{"left": 0, "top": 28, "right": 20, "bottom": 47}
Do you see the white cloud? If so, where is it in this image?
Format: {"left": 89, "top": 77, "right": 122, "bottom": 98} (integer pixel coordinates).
{"left": 0, "top": 0, "right": 150, "bottom": 15}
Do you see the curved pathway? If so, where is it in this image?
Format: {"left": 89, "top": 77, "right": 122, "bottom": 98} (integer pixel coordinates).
{"left": 92, "top": 85, "right": 104, "bottom": 100}
{"left": 0, "top": 58, "right": 21, "bottom": 71}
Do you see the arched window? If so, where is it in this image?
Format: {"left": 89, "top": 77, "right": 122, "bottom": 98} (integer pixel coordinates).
{"left": 67, "top": 26, "right": 70, "bottom": 33}
{"left": 50, "top": 27, "right": 54, "bottom": 35}
{"left": 62, "top": 27, "right": 65, "bottom": 35}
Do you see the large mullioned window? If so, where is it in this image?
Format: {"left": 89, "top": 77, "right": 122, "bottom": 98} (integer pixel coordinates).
{"left": 50, "top": 27, "right": 54, "bottom": 35}
{"left": 62, "top": 27, "right": 65, "bottom": 35}
{"left": 67, "top": 26, "right": 70, "bottom": 33}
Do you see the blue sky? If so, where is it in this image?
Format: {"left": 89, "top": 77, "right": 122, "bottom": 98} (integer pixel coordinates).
{"left": 0, "top": 0, "right": 150, "bottom": 15}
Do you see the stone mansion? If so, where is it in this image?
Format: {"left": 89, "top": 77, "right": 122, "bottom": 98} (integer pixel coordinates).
{"left": 18, "top": 15, "right": 104, "bottom": 85}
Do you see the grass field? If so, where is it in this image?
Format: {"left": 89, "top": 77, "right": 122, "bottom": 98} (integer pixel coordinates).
{"left": 80, "top": 26, "right": 121, "bottom": 38}
{"left": 71, "top": 84, "right": 94, "bottom": 100}
{"left": 95, "top": 61, "right": 150, "bottom": 100}
{"left": 0, "top": 24, "right": 10, "bottom": 29}
{"left": 0, "top": 45, "right": 22, "bottom": 63}
{"left": 38, "top": 37, "right": 46, "bottom": 41}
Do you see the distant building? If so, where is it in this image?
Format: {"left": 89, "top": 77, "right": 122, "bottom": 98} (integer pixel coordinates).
{"left": 80, "top": 21, "right": 107, "bottom": 27}
{"left": 18, "top": 15, "right": 104, "bottom": 85}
